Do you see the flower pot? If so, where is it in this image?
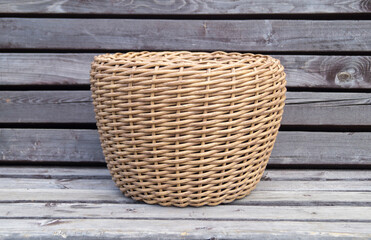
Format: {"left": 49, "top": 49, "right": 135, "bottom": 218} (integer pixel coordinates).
{"left": 90, "top": 51, "right": 286, "bottom": 207}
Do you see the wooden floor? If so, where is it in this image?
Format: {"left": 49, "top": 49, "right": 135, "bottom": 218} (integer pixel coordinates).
{"left": 0, "top": 166, "right": 370, "bottom": 239}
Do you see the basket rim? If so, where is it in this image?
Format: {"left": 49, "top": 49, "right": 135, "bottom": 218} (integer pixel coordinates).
{"left": 93, "top": 51, "right": 278, "bottom": 66}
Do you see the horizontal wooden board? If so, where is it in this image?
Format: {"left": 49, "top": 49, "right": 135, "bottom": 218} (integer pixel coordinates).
{"left": 1, "top": 18, "right": 370, "bottom": 51}
{"left": 1, "top": 91, "right": 370, "bottom": 125}
{"left": 2, "top": 177, "right": 370, "bottom": 191}
{"left": 1, "top": 0, "right": 370, "bottom": 14}
{"left": 1, "top": 219, "right": 370, "bottom": 239}
{"left": 0, "top": 167, "right": 370, "bottom": 205}
{"left": 2, "top": 189, "right": 370, "bottom": 206}
{"left": 1, "top": 129, "right": 370, "bottom": 165}
{"left": 1, "top": 54, "right": 370, "bottom": 89}
{"left": 2, "top": 203, "right": 371, "bottom": 221}
{"left": 1, "top": 167, "right": 370, "bottom": 181}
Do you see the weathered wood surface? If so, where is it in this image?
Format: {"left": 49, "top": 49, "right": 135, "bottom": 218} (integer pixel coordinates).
{"left": 1, "top": 54, "right": 370, "bottom": 89}
{"left": 2, "top": 177, "right": 370, "bottom": 191}
{"left": 3, "top": 189, "right": 370, "bottom": 206}
{"left": 1, "top": 168, "right": 370, "bottom": 205}
{"left": 0, "top": 167, "right": 369, "bottom": 239}
{"left": 1, "top": 0, "right": 370, "bottom": 14}
{"left": 1, "top": 129, "right": 370, "bottom": 165}
{"left": 2, "top": 167, "right": 370, "bottom": 180}
{"left": 1, "top": 91, "right": 370, "bottom": 125}
{"left": 1, "top": 219, "right": 370, "bottom": 240}
{"left": 2, "top": 203, "right": 371, "bottom": 221}
{"left": 1, "top": 18, "right": 370, "bottom": 51}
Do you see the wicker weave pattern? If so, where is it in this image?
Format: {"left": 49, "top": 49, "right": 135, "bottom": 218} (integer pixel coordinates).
{"left": 90, "top": 51, "right": 286, "bottom": 207}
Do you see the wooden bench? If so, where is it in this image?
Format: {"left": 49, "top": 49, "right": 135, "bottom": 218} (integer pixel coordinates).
{"left": 0, "top": 1, "right": 370, "bottom": 239}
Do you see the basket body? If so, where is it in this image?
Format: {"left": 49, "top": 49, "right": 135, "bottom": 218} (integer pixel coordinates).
{"left": 90, "top": 51, "right": 286, "bottom": 207}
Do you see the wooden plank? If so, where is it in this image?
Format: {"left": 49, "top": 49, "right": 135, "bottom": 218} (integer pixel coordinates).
{"left": 271, "top": 132, "right": 371, "bottom": 165}
{"left": 1, "top": 91, "right": 370, "bottom": 125}
{"left": 1, "top": 167, "right": 370, "bottom": 181}
{"left": 1, "top": 129, "right": 370, "bottom": 165}
{"left": 1, "top": 177, "right": 370, "bottom": 191}
{"left": 1, "top": 0, "right": 370, "bottom": 14}
{"left": 0, "top": 219, "right": 370, "bottom": 239}
{"left": 282, "top": 92, "right": 371, "bottom": 126}
{"left": 0, "top": 54, "right": 93, "bottom": 85}
{"left": 274, "top": 55, "right": 371, "bottom": 89}
{"left": 1, "top": 18, "right": 370, "bottom": 51}
{"left": 2, "top": 203, "right": 371, "bottom": 221}
{"left": 2, "top": 189, "right": 370, "bottom": 206}
{"left": 0, "top": 91, "right": 95, "bottom": 123}
{"left": 0, "top": 129, "right": 104, "bottom": 163}
{"left": 0, "top": 166, "right": 111, "bottom": 178}
{"left": 2, "top": 54, "right": 371, "bottom": 89}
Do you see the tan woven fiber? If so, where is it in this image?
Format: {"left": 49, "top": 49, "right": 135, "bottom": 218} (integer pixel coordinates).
{"left": 90, "top": 51, "right": 286, "bottom": 207}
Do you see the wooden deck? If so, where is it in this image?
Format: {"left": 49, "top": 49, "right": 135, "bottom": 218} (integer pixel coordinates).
{"left": 1, "top": 167, "right": 370, "bottom": 239}
{"left": 0, "top": 1, "right": 370, "bottom": 239}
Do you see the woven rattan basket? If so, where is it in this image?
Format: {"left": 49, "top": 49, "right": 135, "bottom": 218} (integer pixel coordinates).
{"left": 90, "top": 51, "right": 286, "bottom": 207}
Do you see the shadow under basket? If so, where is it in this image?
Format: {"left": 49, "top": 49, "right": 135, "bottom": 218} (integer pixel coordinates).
{"left": 90, "top": 51, "right": 286, "bottom": 207}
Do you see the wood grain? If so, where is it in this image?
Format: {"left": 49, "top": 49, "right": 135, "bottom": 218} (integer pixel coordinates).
{"left": 0, "top": 54, "right": 93, "bottom": 85}
{"left": 1, "top": 18, "right": 370, "bottom": 52}
{"left": 0, "top": 165, "right": 369, "bottom": 240}
{"left": 1, "top": 91, "right": 370, "bottom": 125}
{"left": 0, "top": 0, "right": 370, "bottom": 14}
{"left": 2, "top": 178, "right": 370, "bottom": 191}
{"left": 1, "top": 54, "right": 370, "bottom": 89}
{"left": 2, "top": 203, "right": 371, "bottom": 221}
{"left": 1, "top": 167, "right": 369, "bottom": 181}
{"left": 1, "top": 219, "right": 370, "bottom": 239}
{"left": 0, "top": 167, "right": 370, "bottom": 205}
{"left": 2, "top": 189, "right": 370, "bottom": 206}
{"left": 1, "top": 129, "right": 370, "bottom": 165}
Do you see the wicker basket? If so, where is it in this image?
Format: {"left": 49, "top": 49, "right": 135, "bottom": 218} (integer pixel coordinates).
{"left": 90, "top": 51, "right": 286, "bottom": 207}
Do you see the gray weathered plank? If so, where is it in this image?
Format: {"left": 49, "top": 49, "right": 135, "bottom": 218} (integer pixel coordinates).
{"left": 0, "top": 54, "right": 93, "bottom": 85}
{"left": 1, "top": 177, "right": 370, "bottom": 191}
{"left": 2, "top": 203, "right": 371, "bottom": 221}
{"left": 1, "top": 129, "right": 370, "bottom": 165}
{"left": 1, "top": 91, "right": 370, "bottom": 125}
{"left": 0, "top": 219, "right": 370, "bottom": 239}
{"left": 2, "top": 189, "right": 370, "bottom": 205}
{"left": 1, "top": 167, "right": 370, "bottom": 181}
{"left": 1, "top": 0, "right": 370, "bottom": 14}
{"left": 1, "top": 54, "right": 370, "bottom": 89}
{"left": 1, "top": 18, "right": 370, "bottom": 51}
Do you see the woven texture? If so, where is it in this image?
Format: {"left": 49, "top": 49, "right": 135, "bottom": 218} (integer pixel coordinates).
{"left": 90, "top": 51, "right": 286, "bottom": 207}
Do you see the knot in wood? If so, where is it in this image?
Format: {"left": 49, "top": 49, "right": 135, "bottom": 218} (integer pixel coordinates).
{"left": 337, "top": 71, "right": 351, "bottom": 82}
